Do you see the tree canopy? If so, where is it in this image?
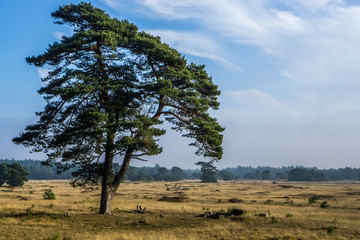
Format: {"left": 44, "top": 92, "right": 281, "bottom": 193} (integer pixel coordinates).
{"left": 0, "top": 163, "right": 29, "bottom": 187}
{"left": 13, "top": 2, "right": 224, "bottom": 214}
{"left": 196, "top": 161, "right": 218, "bottom": 183}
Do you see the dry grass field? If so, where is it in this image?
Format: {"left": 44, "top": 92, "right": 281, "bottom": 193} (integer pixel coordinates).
{"left": 0, "top": 180, "right": 360, "bottom": 240}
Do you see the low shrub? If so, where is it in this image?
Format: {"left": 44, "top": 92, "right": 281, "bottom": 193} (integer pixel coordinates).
{"left": 308, "top": 194, "right": 318, "bottom": 204}
{"left": 43, "top": 189, "right": 56, "bottom": 200}
{"left": 320, "top": 201, "right": 329, "bottom": 208}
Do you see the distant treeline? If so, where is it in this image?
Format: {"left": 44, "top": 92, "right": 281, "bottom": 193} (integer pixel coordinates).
{"left": 0, "top": 159, "right": 72, "bottom": 180}
{"left": 222, "top": 166, "right": 360, "bottom": 181}
{"left": 1, "top": 159, "right": 360, "bottom": 181}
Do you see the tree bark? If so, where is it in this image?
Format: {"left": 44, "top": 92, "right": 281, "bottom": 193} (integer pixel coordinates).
{"left": 99, "top": 132, "right": 115, "bottom": 214}
{"left": 99, "top": 151, "right": 114, "bottom": 214}
{"left": 112, "top": 148, "right": 133, "bottom": 193}
{"left": 99, "top": 182, "right": 113, "bottom": 214}
{"left": 99, "top": 147, "right": 133, "bottom": 214}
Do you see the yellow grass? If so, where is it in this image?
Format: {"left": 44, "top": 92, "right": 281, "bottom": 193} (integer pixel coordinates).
{"left": 0, "top": 180, "right": 360, "bottom": 239}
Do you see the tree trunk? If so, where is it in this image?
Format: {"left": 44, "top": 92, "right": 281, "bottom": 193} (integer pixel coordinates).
{"left": 99, "top": 135, "right": 115, "bottom": 215}
{"left": 99, "top": 183, "right": 113, "bottom": 214}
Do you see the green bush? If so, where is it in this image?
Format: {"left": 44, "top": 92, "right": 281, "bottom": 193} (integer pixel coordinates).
{"left": 308, "top": 194, "right": 318, "bottom": 204}
{"left": 271, "top": 216, "right": 278, "bottom": 223}
{"left": 26, "top": 206, "right": 34, "bottom": 219}
{"left": 320, "top": 201, "right": 329, "bottom": 208}
{"left": 43, "top": 188, "right": 56, "bottom": 200}
{"left": 327, "top": 226, "right": 335, "bottom": 234}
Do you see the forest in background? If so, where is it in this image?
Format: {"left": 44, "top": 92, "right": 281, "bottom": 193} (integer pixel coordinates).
{"left": 1, "top": 159, "right": 360, "bottom": 181}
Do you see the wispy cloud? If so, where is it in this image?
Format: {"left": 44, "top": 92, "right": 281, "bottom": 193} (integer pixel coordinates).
{"left": 102, "top": 1, "right": 360, "bottom": 88}
{"left": 147, "top": 29, "right": 241, "bottom": 70}
{"left": 100, "top": 0, "right": 123, "bottom": 10}
{"left": 101, "top": 0, "right": 360, "bottom": 167}
{"left": 139, "top": 1, "right": 360, "bottom": 109}
{"left": 225, "top": 89, "right": 301, "bottom": 119}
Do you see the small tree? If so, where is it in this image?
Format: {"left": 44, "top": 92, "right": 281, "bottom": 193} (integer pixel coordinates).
{"left": 0, "top": 163, "right": 29, "bottom": 187}
{"left": 13, "top": 3, "right": 223, "bottom": 214}
{"left": 0, "top": 163, "right": 8, "bottom": 186}
{"left": 171, "top": 166, "right": 186, "bottom": 181}
{"left": 196, "top": 161, "right": 218, "bottom": 183}
{"left": 6, "top": 163, "right": 29, "bottom": 187}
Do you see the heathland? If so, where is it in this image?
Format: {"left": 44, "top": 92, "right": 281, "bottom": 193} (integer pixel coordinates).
{"left": 0, "top": 180, "right": 360, "bottom": 239}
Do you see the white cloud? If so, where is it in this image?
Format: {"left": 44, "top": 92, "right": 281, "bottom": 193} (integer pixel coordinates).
{"left": 111, "top": 0, "right": 360, "bottom": 86}
{"left": 147, "top": 29, "right": 240, "bottom": 70}
{"left": 100, "top": 0, "right": 123, "bottom": 10}
{"left": 276, "top": 0, "right": 345, "bottom": 12}
{"left": 101, "top": 0, "right": 360, "bottom": 168}
{"left": 140, "top": 1, "right": 360, "bottom": 114}
{"left": 140, "top": 0, "right": 202, "bottom": 19}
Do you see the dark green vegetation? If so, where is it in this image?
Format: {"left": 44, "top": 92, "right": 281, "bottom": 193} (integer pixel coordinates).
{"left": 226, "top": 166, "right": 360, "bottom": 181}
{"left": 0, "top": 162, "right": 29, "bottom": 187}
{"left": 288, "top": 167, "right": 337, "bottom": 181}
{"left": 0, "top": 159, "right": 72, "bottom": 180}
{"left": 2, "top": 159, "right": 360, "bottom": 182}
{"left": 13, "top": 3, "right": 223, "bottom": 214}
{"left": 43, "top": 188, "right": 56, "bottom": 200}
{"left": 308, "top": 194, "right": 319, "bottom": 204}
{"left": 196, "top": 161, "right": 218, "bottom": 183}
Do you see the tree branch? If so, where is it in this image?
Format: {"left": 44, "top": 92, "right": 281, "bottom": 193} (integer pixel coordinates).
{"left": 159, "top": 111, "right": 191, "bottom": 126}
{"left": 67, "top": 92, "right": 95, "bottom": 127}
{"left": 152, "top": 99, "right": 165, "bottom": 120}
{"left": 132, "top": 157, "right": 148, "bottom": 162}
{"left": 164, "top": 103, "right": 195, "bottom": 118}
{"left": 41, "top": 98, "right": 69, "bottom": 131}
{"left": 129, "top": 153, "right": 148, "bottom": 157}
{"left": 111, "top": 147, "right": 133, "bottom": 192}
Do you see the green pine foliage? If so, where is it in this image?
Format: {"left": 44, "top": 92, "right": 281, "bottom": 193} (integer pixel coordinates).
{"left": 13, "top": 2, "right": 223, "bottom": 214}
{"left": 320, "top": 201, "right": 329, "bottom": 208}
{"left": 43, "top": 189, "right": 56, "bottom": 200}
{"left": 309, "top": 194, "right": 319, "bottom": 204}
{"left": 0, "top": 162, "right": 29, "bottom": 187}
{"left": 196, "top": 161, "right": 218, "bottom": 183}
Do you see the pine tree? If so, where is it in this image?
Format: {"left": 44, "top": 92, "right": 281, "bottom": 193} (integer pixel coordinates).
{"left": 0, "top": 163, "right": 29, "bottom": 187}
{"left": 196, "top": 161, "right": 218, "bottom": 183}
{"left": 13, "top": 3, "right": 224, "bottom": 214}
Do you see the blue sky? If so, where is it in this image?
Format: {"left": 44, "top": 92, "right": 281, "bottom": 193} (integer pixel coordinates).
{"left": 1, "top": 0, "right": 360, "bottom": 169}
